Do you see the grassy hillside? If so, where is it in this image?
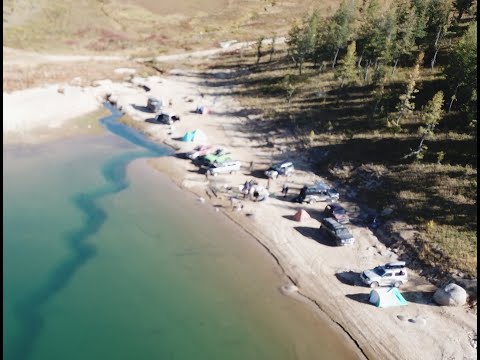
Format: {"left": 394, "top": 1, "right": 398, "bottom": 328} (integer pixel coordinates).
{"left": 3, "top": 0, "right": 342, "bottom": 55}
{"left": 202, "top": 34, "right": 477, "bottom": 278}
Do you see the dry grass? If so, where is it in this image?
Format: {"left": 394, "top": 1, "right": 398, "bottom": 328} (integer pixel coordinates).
{"left": 200, "top": 44, "right": 477, "bottom": 277}
{"left": 3, "top": 0, "right": 343, "bottom": 54}
{"left": 2, "top": 60, "right": 163, "bottom": 92}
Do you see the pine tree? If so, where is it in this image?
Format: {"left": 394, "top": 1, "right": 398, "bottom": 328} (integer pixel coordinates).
{"left": 425, "top": 0, "right": 453, "bottom": 62}
{"left": 337, "top": 41, "right": 358, "bottom": 86}
{"left": 387, "top": 52, "right": 424, "bottom": 133}
{"left": 330, "top": 0, "right": 357, "bottom": 68}
{"left": 391, "top": 0, "right": 417, "bottom": 75}
{"left": 411, "top": 0, "right": 429, "bottom": 44}
{"left": 403, "top": 91, "right": 444, "bottom": 159}
{"left": 358, "top": 8, "right": 397, "bottom": 69}
{"left": 444, "top": 22, "right": 477, "bottom": 125}
{"left": 286, "top": 12, "right": 319, "bottom": 74}
{"left": 454, "top": 0, "right": 474, "bottom": 20}
{"left": 313, "top": 19, "right": 338, "bottom": 67}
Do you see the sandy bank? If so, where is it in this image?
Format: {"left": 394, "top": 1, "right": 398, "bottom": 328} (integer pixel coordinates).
{"left": 3, "top": 66, "right": 477, "bottom": 360}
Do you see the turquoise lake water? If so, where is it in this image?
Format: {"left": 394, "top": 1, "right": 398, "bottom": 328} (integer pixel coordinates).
{"left": 3, "top": 105, "right": 358, "bottom": 360}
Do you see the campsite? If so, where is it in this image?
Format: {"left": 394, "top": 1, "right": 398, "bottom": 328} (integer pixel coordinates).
{"left": 3, "top": 1, "right": 477, "bottom": 360}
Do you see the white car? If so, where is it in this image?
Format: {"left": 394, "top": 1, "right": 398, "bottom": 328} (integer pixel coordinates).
{"left": 265, "top": 161, "right": 294, "bottom": 178}
{"left": 207, "top": 161, "right": 241, "bottom": 176}
{"left": 360, "top": 262, "right": 408, "bottom": 288}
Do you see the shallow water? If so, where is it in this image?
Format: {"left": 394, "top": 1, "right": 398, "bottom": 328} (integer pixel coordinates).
{"left": 3, "top": 106, "right": 358, "bottom": 360}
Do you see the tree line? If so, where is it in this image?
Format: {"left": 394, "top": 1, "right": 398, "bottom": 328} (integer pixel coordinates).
{"left": 283, "top": 0, "right": 476, "bottom": 160}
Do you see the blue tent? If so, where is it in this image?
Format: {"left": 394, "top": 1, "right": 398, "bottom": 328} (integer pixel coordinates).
{"left": 181, "top": 131, "right": 195, "bottom": 142}
{"left": 369, "top": 287, "right": 408, "bottom": 308}
{"left": 180, "top": 129, "right": 208, "bottom": 143}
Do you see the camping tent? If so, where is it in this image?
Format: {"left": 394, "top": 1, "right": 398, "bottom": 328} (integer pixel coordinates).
{"left": 196, "top": 105, "right": 209, "bottom": 114}
{"left": 293, "top": 209, "right": 311, "bottom": 222}
{"left": 181, "top": 129, "right": 208, "bottom": 144}
{"left": 369, "top": 287, "right": 408, "bottom": 308}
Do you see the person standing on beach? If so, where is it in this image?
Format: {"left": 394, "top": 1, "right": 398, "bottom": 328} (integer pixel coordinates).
{"left": 282, "top": 183, "right": 289, "bottom": 198}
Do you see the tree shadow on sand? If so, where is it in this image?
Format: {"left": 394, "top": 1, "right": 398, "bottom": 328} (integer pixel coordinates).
{"left": 131, "top": 104, "right": 153, "bottom": 113}
{"left": 335, "top": 271, "right": 364, "bottom": 286}
{"left": 294, "top": 226, "right": 336, "bottom": 247}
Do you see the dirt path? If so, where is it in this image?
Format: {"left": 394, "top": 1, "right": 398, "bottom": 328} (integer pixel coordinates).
{"left": 3, "top": 37, "right": 285, "bottom": 66}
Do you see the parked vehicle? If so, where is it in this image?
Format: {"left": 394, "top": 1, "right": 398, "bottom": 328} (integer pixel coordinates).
{"left": 320, "top": 217, "right": 355, "bottom": 246}
{"left": 206, "top": 161, "right": 241, "bottom": 176}
{"left": 186, "top": 145, "right": 213, "bottom": 160}
{"left": 294, "top": 182, "right": 339, "bottom": 204}
{"left": 201, "top": 149, "right": 231, "bottom": 166}
{"left": 265, "top": 161, "right": 294, "bottom": 178}
{"left": 147, "top": 97, "right": 162, "bottom": 112}
{"left": 360, "top": 262, "right": 408, "bottom": 288}
{"left": 324, "top": 204, "right": 349, "bottom": 224}
{"left": 155, "top": 112, "right": 180, "bottom": 124}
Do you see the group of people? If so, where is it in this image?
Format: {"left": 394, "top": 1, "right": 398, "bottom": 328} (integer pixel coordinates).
{"left": 241, "top": 179, "right": 290, "bottom": 199}
{"left": 242, "top": 179, "right": 259, "bottom": 199}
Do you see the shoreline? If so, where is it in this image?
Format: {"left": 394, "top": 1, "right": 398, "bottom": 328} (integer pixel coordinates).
{"left": 3, "top": 67, "right": 477, "bottom": 360}
{"left": 145, "top": 158, "right": 369, "bottom": 360}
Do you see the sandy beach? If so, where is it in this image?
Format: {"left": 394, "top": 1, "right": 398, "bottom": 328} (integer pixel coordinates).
{"left": 3, "top": 54, "right": 477, "bottom": 360}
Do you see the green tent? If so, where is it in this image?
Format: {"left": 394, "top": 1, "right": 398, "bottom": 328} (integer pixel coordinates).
{"left": 369, "top": 287, "right": 408, "bottom": 308}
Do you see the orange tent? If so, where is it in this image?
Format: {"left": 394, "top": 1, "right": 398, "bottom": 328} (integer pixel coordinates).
{"left": 293, "top": 209, "right": 310, "bottom": 222}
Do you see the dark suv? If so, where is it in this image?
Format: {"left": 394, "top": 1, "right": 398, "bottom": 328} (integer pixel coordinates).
{"left": 320, "top": 217, "right": 355, "bottom": 246}
{"left": 324, "top": 204, "right": 349, "bottom": 224}
{"left": 294, "top": 182, "right": 339, "bottom": 204}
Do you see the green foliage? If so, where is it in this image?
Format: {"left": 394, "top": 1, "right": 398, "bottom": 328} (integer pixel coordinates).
{"left": 331, "top": 0, "right": 357, "bottom": 47}
{"left": 419, "top": 91, "right": 445, "bottom": 138}
{"left": 286, "top": 12, "right": 319, "bottom": 74}
{"left": 436, "top": 151, "right": 446, "bottom": 164}
{"left": 313, "top": 19, "right": 338, "bottom": 64}
{"left": 454, "top": 0, "right": 474, "bottom": 19}
{"left": 389, "top": 53, "right": 424, "bottom": 131}
{"left": 425, "top": 0, "right": 453, "bottom": 44}
{"left": 314, "top": 0, "right": 356, "bottom": 68}
{"left": 411, "top": 0, "right": 429, "bottom": 42}
{"left": 443, "top": 22, "right": 477, "bottom": 124}
{"left": 391, "top": 0, "right": 417, "bottom": 63}
{"left": 357, "top": 6, "right": 396, "bottom": 65}
{"left": 336, "top": 41, "right": 358, "bottom": 85}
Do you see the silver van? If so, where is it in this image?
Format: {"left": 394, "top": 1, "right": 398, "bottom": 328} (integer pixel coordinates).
{"left": 206, "top": 161, "right": 241, "bottom": 176}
